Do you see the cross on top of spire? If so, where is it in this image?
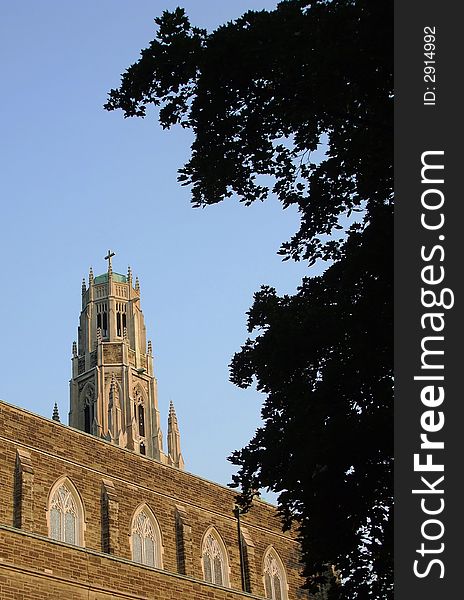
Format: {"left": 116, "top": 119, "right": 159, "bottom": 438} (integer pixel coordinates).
{"left": 104, "top": 250, "right": 115, "bottom": 271}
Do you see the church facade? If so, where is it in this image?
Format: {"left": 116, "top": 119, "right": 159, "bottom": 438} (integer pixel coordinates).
{"left": 0, "top": 258, "right": 308, "bottom": 599}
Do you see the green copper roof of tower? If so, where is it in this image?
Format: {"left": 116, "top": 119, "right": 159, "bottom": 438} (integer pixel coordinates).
{"left": 94, "top": 273, "right": 127, "bottom": 284}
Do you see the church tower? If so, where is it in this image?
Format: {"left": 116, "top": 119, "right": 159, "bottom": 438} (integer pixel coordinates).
{"left": 69, "top": 252, "right": 183, "bottom": 468}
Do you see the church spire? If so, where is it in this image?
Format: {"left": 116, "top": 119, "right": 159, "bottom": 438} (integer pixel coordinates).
{"left": 167, "top": 400, "right": 184, "bottom": 469}
{"left": 52, "top": 403, "right": 60, "bottom": 422}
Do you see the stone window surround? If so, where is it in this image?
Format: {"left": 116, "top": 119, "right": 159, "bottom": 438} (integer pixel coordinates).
{"left": 201, "top": 525, "right": 231, "bottom": 588}
{"left": 129, "top": 503, "right": 164, "bottom": 568}
{"left": 46, "top": 476, "right": 86, "bottom": 547}
{"left": 262, "top": 546, "right": 289, "bottom": 600}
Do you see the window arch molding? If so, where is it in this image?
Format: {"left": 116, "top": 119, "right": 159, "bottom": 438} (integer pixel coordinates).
{"left": 201, "top": 526, "right": 230, "bottom": 588}
{"left": 129, "top": 503, "right": 164, "bottom": 568}
{"left": 46, "top": 476, "right": 85, "bottom": 547}
{"left": 133, "top": 383, "right": 147, "bottom": 406}
{"left": 262, "top": 546, "right": 288, "bottom": 600}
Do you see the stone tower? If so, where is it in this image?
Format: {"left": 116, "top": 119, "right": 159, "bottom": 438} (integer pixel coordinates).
{"left": 69, "top": 252, "right": 183, "bottom": 468}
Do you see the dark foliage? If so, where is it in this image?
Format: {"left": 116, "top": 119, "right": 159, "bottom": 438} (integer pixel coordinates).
{"left": 230, "top": 206, "right": 392, "bottom": 599}
{"left": 105, "top": 1, "right": 393, "bottom": 597}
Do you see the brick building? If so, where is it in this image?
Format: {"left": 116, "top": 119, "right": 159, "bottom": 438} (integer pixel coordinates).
{"left": 0, "top": 257, "right": 308, "bottom": 599}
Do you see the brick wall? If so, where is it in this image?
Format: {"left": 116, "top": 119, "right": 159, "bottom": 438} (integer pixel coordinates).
{"left": 0, "top": 401, "right": 308, "bottom": 599}
{"left": 0, "top": 526, "right": 286, "bottom": 600}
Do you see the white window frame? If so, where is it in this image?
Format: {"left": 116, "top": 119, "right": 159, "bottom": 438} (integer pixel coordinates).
{"left": 47, "top": 477, "right": 85, "bottom": 547}
{"left": 130, "top": 504, "right": 163, "bottom": 568}
{"left": 201, "top": 527, "right": 230, "bottom": 587}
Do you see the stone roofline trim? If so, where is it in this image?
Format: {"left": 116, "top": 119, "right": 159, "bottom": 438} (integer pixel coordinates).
{"left": 0, "top": 524, "right": 264, "bottom": 600}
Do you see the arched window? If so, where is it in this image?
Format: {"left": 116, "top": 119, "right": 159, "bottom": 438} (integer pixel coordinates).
{"left": 81, "top": 382, "right": 95, "bottom": 434}
{"left": 133, "top": 387, "right": 146, "bottom": 452}
{"left": 138, "top": 404, "right": 145, "bottom": 437}
{"left": 84, "top": 402, "right": 93, "bottom": 433}
{"left": 116, "top": 302, "right": 127, "bottom": 337}
{"left": 202, "top": 528, "right": 229, "bottom": 587}
{"left": 96, "top": 302, "right": 108, "bottom": 337}
{"left": 48, "top": 478, "right": 84, "bottom": 547}
{"left": 131, "top": 505, "right": 162, "bottom": 568}
{"left": 263, "top": 548, "right": 288, "bottom": 600}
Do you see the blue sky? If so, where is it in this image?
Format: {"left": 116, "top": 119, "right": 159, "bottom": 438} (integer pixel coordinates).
{"left": 0, "top": 1, "right": 323, "bottom": 497}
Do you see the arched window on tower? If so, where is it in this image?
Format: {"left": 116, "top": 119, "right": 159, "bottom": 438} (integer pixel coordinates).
{"left": 116, "top": 302, "right": 127, "bottom": 337}
{"left": 133, "top": 387, "right": 146, "bottom": 452}
{"left": 202, "top": 528, "right": 230, "bottom": 587}
{"left": 48, "top": 478, "right": 84, "bottom": 547}
{"left": 138, "top": 404, "right": 145, "bottom": 437}
{"left": 84, "top": 403, "right": 92, "bottom": 433}
{"left": 263, "top": 547, "right": 288, "bottom": 600}
{"left": 130, "top": 505, "right": 162, "bottom": 568}
{"left": 102, "top": 309, "right": 108, "bottom": 337}
{"left": 96, "top": 302, "right": 108, "bottom": 337}
{"left": 82, "top": 383, "right": 95, "bottom": 434}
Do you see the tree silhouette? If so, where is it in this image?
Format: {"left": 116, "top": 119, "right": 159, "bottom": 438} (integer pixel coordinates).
{"left": 105, "top": 1, "right": 393, "bottom": 597}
